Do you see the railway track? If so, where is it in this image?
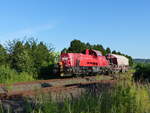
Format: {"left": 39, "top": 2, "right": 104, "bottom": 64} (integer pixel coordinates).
{"left": 0, "top": 75, "right": 115, "bottom": 100}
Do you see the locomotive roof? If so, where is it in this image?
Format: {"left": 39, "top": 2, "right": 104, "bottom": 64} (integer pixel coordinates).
{"left": 92, "top": 49, "right": 102, "bottom": 56}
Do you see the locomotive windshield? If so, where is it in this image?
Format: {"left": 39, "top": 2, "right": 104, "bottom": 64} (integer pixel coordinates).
{"left": 92, "top": 50, "right": 102, "bottom": 56}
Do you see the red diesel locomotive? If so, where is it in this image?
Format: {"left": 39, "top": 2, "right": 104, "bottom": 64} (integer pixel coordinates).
{"left": 54, "top": 49, "right": 129, "bottom": 76}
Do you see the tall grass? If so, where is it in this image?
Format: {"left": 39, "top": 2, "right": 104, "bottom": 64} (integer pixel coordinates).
{"left": 22, "top": 79, "right": 150, "bottom": 113}
{"left": 0, "top": 65, "right": 35, "bottom": 84}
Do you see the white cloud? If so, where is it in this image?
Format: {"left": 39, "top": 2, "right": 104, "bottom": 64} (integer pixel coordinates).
{"left": 0, "top": 23, "right": 54, "bottom": 43}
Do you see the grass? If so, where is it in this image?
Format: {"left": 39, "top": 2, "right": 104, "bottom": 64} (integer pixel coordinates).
{"left": 0, "top": 70, "right": 149, "bottom": 113}
{"left": 21, "top": 80, "right": 149, "bottom": 113}
{"left": 0, "top": 65, "right": 35, "bottom": 84}
{"left": 13, "top": 71, "right": 149, "bottom": 113}
{"left": 96, "top": 75, "right": 113, "bottom": 80}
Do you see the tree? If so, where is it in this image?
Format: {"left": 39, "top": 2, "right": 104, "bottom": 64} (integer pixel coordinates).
{"left": 92, "top": 44, "right": 106, "bottom": 55}
{"left": 61, "top": 48, "right": 67, "bottom": 53}
{"left": 126, "top": 55, "right": 133, "bottom": 66}
{"left": 10, "top": 41, "right": 34, "bottom": 73}
{"left": 14, "top": 50, "right": 33, "bottom": 73}
{"left": 106, "top": 47, "right": 111, "bottom": 54}
{"left": 112, "top": 50, "right": 117, "bottom": 54}
{"left": 31, "top": 42, "right": 50, "bottom": 68}
{"left": 49, "top": 51, "right": 60, "bottom": 64}
{"left": 0, "top": 38, "right": 58, "bottom": 79}
{"left": 0, "top": 44, "right": 7, "bottom": 66}
{"left": 67, "top": 40, "right": 86, "bottom": 53}
{"left": 86, "top": 43, "right": 92, "bottom": 49}
{"left": 62, "top": 39, "right": 107, "bottom": 55}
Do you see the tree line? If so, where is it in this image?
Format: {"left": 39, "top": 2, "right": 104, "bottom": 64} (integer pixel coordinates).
{"left": 0, "top": 38, "right": 59, "bottom": 80}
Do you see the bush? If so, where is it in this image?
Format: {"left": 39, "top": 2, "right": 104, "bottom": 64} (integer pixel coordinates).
{"left": 0, "top": 65, "right": 35, "bottom": 84}
{"left": 133, "top": 63, "right": 150, "bottom": 82}
{"left": 0, "top": 65, "right": 17, "bottom": 83}
{"left": 6, "top": 38, "right": 55, "bottom": 79}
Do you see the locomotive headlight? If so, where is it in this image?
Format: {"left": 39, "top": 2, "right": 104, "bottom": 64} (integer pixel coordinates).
{"left": 59, "top": 62, "right": 63, "bottom": 66}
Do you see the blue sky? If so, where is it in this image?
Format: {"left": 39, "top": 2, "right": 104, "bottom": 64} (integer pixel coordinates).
{"left": 0, "top": 0, "right": 149, "bottom": 58}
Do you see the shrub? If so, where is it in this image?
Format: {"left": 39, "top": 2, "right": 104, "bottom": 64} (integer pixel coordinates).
{"left": 6, "top": 39, "right": 55, "bottom": 79}
{"left": 0, "top": 65, "right": 35, "bottom": 84}
{"left": 133, "top": 63, "right": 150, "bottom": 82}
{"left": 0, "top": 65, "right": 17, "bottom": 83}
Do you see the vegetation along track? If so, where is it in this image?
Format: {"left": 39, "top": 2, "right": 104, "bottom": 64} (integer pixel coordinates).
{"left": 0, "top": 75, "right": 115, "bottom": 99}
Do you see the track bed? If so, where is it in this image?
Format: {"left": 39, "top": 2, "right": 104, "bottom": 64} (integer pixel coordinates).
{"left": 0, "top": 75, "right": 116, "bottom": 113}
{"left": 0, "top": 75, "right": 113, "bottom": 95}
